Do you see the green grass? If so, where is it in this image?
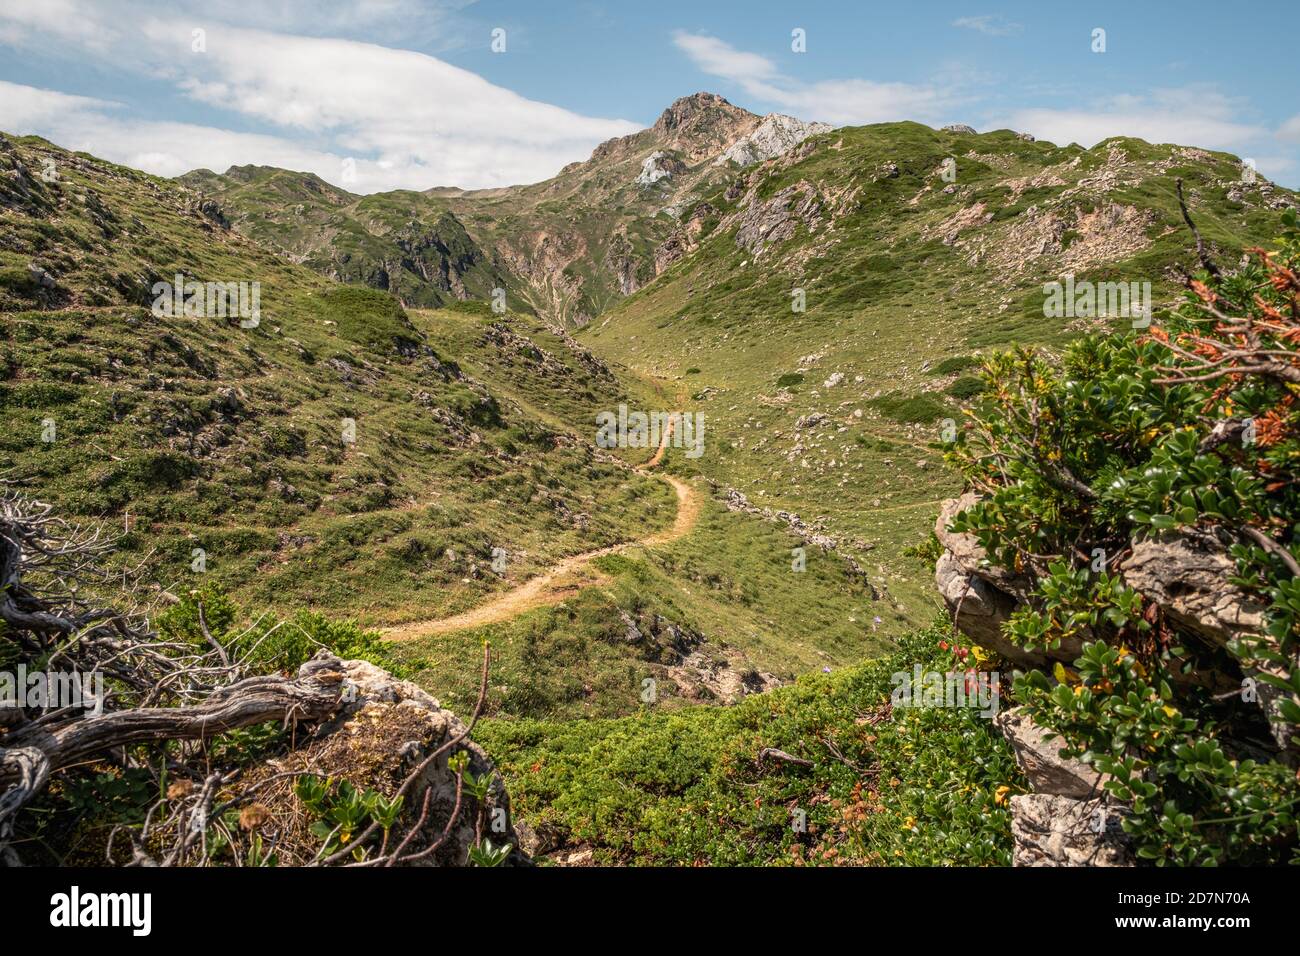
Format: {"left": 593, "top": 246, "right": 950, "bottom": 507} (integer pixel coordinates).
{"left": 478, "top": 621, "right": 1023, "bottom": 865}
{"left": 0, "top": 134, "right": 672, "bottom": 628}
{"left": 388, "top": 497, "right": 888, "bottom": 719}
{"left": 576, "top": 120, "right": 1293, "bottom": 634}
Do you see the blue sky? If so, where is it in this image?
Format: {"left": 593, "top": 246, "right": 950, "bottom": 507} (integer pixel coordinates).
{"left": 1, "top": 0, "right": 1296, "bottom": 191}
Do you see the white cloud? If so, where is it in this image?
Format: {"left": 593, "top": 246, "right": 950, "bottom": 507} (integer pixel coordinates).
{"left": 952, "top": 16, "right": 1022, "bottom": 38}
{"left": 671, "top": 31, "right": 956, "bottom": 126}
{"left": 671, "top": 32, "right": 781, "bottom": 90}
{"left": 0, "top": 80, "right": 349, "bottom": 179}
{"left": 1277, "top": 114, "right": 1300, "bottom": 143}
{"left": 0, "top": 0, "right": 125, "bottom": 53}
{"left": 0, "top": 81, "right": 118, "bottom": 131}
{"left": 998, "top": 89, "right": 1266, "bottom": 151}
{"left": 0, "top": 0, "right": 638, "bottom": 191}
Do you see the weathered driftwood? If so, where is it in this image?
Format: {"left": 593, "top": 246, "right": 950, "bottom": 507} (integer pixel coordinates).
{"left": 0, "top": 669, "right": 345, "bottom": 828}
{"left": 0, "top": 492, "right": 516, "bottom": 867}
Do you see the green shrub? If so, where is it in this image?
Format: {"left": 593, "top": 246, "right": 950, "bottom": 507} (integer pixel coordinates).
{"left": 479, "top": 621, "right": 1020, "bottom": 865}
{"left": 944, "top": 213, "right": 1300, "bottom": 864}
{"left": 158, "top": 584, "right": 406, "bottom": 676}
{"left": 945, "top": 375, "right": 984, "bottom": 399}
{"left": 929, "top": 355, "right": 980, "bottom": 376}
{"left": 318, "top": 286, "right": 422, "bottom": 354}
{"left": 868, "top": 392, "right": 949, "bottom": 424}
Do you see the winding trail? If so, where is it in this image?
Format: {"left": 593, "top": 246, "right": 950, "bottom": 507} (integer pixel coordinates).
{"left": 383, "top": 419, "right": 699, "bottom": 642}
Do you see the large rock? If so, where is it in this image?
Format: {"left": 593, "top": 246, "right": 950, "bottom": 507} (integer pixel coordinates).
{"left": 714, "top": 113, "right": 833, "bottom": 168}
{"left": 933, "top": 494, "right": 1079, "bottom": 665}
{"left": 1120, "top": 531, "right": 1297, "bottom": 753}
{"left": 995, "top": 707, "right": 1107, "bottom": 799}
{"left": 1009, "top": 794, "right": 1133, "bottom": 866}
{"left": 1119, "top": 530, "right": 1266, "bottom": 647}
{"left": 635, "top": 151, "right": 685, "bottom": 187}
{"left": 729, "top": 181, "right": 823, "bottom": 257}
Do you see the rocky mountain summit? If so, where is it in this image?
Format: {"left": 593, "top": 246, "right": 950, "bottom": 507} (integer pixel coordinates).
{"left": 716, "top": 113, "right": 834, "bottom": 167}
{"left": 180, "top": 93, "right": 834, "bottom": 326}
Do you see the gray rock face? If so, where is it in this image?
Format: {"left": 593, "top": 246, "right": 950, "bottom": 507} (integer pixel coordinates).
{"left": 1119, "top": 530, "right": 1266, "bottom": 647}
{"left": 1121, "top": 530, "right": 1295, "bottom": 753}
{"left": 995, "top": 707, "right": 1107, "bottom": 799}
{"left": 942, "top": 124, "right": 977, "bottom": 134}
{"left": 27, "top": 263, "right": 56, "bottom": 289}
{"left": 730, "top": 181, "right": 822, "bottom": 256}
{"left": 933, "top": 494, "right": 1079, "bottom": 666}
{"left": 635, "top": 151, "right": 685, "bottom": 186}
{"left": 715, "top": 113, "right": 833, "bottom": 168}
{"left": 1009, "top": 794, "right": 1133, "bottom": 866}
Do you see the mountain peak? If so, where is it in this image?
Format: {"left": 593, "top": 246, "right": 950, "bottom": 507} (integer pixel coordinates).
{"left": 651, "top": 92, "right": 761, "bottom": 162}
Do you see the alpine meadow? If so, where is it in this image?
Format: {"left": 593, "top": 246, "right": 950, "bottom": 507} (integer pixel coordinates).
{"left": 1, "top": 0, "right": 1298, "bottom": 920}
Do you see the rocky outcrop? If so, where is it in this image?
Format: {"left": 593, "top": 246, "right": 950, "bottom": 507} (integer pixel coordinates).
{"left": 1010, "top": 793, "right": 1132, "bottom": 866}
{"left": 654, "top": 201, "right": 717, "bottom": 274}
{"left": 714, "top": 113, "right": 833, "bottom": 168}
{"left": 604, "top": 230, "right": 645, "bottom": 293}
{"left": 185, "top": 197, "right": 229, "bottom": 230}
{"left": 232, "top": 652, "right": 523, "bottom": 866}
{"left": 996, "top": 707, "right": 1107, "bottom": 799}
{"left": 650, "top": 92, "right": 762, "bottom": 162}
{"left": 1120, "top": 530, "right": 1266, "bottom": 647}
{"left": 995, "top": 706, "right": 1132, "bottom": 866}
{"left": 635, "top": 150, "right": 686, "bottom": 187}
{"left": 1121, "top": 530, "right": 1294, "bottom": 752}
{"left": 729, "top": 181, "right": 823, "bottom": 257}
{"left": 933, "top": 494, "right": 1077, "bottom": 666}
{"left": 616, "top": 607, "right": 781, "bottom": 703}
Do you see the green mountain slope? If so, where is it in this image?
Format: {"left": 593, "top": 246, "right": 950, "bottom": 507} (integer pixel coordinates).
{"left": 576, "top": 120, "right": 1297, "bottom": 627}
{"left": 178, "top": 165, "right": 516, "bottom": 309}
{"left": 0, "top": 132, "right": 672, "bottom": 627}
{"left": 180, "top": 94, "right": 832, "bottom": 326}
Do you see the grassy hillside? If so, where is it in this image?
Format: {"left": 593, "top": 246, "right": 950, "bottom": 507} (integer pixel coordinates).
{"left": 5, "top": 111, "right": 1295, "bottom": 868}
{"left": 578, "top": 121, "right": 1297, "bottom": 628}
{"left": 178, "top": 165, "right": 517, "bottom": 309}
{"left": 0, "top": 133, "right": 672, "bottom": 629}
